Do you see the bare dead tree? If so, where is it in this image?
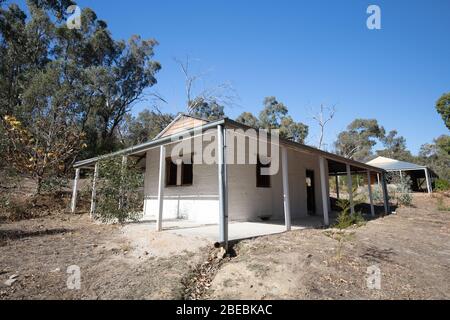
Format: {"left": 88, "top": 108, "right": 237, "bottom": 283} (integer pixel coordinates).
{"left": 174, "top": 56, "right": 238, "bottom": 114}
{"left": 311, "top": 104, "right": 336, "bottom": 150}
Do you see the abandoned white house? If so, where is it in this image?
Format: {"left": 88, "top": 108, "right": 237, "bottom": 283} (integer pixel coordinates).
{"left": 71, "top": 114, "right": 390, "bottom": 247}
{"left": 366, "top": 156, "right": 436, "bottom": 193}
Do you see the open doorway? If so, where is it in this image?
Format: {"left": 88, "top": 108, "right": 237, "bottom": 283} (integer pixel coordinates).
{"left": 306, "top": 169, "right": 316, "bottom": 215}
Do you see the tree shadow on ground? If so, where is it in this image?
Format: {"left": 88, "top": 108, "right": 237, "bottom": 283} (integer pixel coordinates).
{"left": 330, "top": 197, "right": 398, "bottom": 220}
{"left": 0, "top": 228, "right": 70, "bottom": 243}
{"left": 361, "top": 246, "right": 397, "bottom": 263}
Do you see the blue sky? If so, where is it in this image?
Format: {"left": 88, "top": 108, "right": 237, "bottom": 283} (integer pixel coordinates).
{"left": 15, "top": 0, "right": 450, "bottom": 153}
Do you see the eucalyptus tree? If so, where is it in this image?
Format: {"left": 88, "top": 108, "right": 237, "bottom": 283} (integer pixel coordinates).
{"left": 0, "top": 1, "right": 161, "bottom": 191}
{"left": 334, "top": 119, "right": 385, "bottom": 161}
{"left": 436, "top": 92, "right": 450, "bottom": 130}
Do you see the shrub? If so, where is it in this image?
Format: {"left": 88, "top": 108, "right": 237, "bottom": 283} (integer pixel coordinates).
{"left": 437, "top": 196, "right": 450, "bottom": 211}
{"left": 334, "top": 198, "right": 365, "bottom": 229}
{"left": 95, "top": 156, "right": 144, "bottom": 224}
{"left": 387, "top": 172, "right": 413, "bottom": 207}
{"left": 435, "top": 179, "right": 450, "bottom": 191}
{"left": 397, "top": 191, "right": 413, "bottom": 207}
{"left": 396, "top": 175, "right": 413, "bottom": 207}
{"left": 372, "top": 185, "right": 384, "bottom": 203}
{"left": 40, "top": 176, "right": 68, "bottom": 193}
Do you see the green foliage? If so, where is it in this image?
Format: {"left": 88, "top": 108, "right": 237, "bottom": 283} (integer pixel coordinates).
{"left": 85, "top": 34, "right": 161, "bottom": 154}
{"left": 371, "top": 185, "right": 384, "bottom": 203}
{"left": 39, "top": 175, "right": 68, "bottom": 193}
{"left": 435, "top": 179, "right": 450, "bottom": 191}
{"left": 436, "top": 92, "right": 450, "bottom": 130}
{"left": 95, "top": 157, "right": 144, "bottom": 224}
{"left": 387, "top": 173, "right": 413, "bottom": 207}
{"left": 235, "top": 96, "right": 309, "bottom": 143}
{"left": 334, "top": 198, "right": 366, "bottom": 229}
{"left": 236, "top": 112, "right": 260, "bottom": 129}
{"left": 279, "top": 116, "right": 309, "bottom": 144}
{"left": 334, "top": 119, "right": 385, "bottom": 161}
{"left": 377, "top": 130, "right": 413, "bottom": 162}
{"left": 396, "top": 187, "right": 413, "bottom": 207}
{"left": 419, "top": 135, "right": 450, "bottom": 181}
{"left": 259, "top": 96, "right": 289, "bottom": 129}
{"left": 0, "top": 1, "right": 161, "bottom": 181}
{"left": 333, "top": 185, "right": 366, "bottom": 229}
{"left": 190, "top": 99, "right": 224, "bottom": 121}
{"left": 121, "top": 109, "right": 174, "bottom": 146}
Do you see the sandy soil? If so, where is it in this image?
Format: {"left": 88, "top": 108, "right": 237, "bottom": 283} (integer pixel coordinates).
{"left": 1, "top": 193, "right": 449, "bottom": 300}
{"left": 0, "top": 214, "right": 210, "bottom": 299}
{"left": 207, "top": 194, "right": 450, "bottom": 299}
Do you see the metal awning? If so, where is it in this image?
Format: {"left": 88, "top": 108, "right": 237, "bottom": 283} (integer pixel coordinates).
{"left": 366, "top": 156, "right": 431, "bottom": 172}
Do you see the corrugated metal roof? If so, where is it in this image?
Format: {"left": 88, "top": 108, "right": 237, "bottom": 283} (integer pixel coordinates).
{"left": 366, "top": 156, "right": 427, "bottom": 171}
{"left": 74, "top": 118, "right": 386, "bottom": 174}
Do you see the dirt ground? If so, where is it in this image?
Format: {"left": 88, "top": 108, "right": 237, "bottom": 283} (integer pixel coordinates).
{"left": 0, "top": 193, "right": 449, "bottom": 300}
{"left": 207, "top": 193, "right": 450, "bottom": 299}
{"left": 0, "top": 214, "right": 210, "bottom": 299}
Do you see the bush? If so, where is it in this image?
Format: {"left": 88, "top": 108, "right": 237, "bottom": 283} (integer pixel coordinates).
{"left": 40, "top": 176, "right": 68, "bottom": 193}
{"left": 435, "top": 179, "right": 450, "bottom": 191}
{"left": 437, "top": 196, "right": 450, "bottom": 211}
{"left": 95, "top": 156, "right": 144, "bottom": 224}
{"left": 372, "top": 185, "right": 384, "bottom": 203}
{"left": 396, "top": 176, "right": 413, "bottom": 207}
{"left": 387, "top": 172, "right": 413, "bottom": 207}
{"left": 397, "top": 192, "right": 413, "bottom": 207}
{"left": 334, "top": 198, "right": 365, "bottom": 229}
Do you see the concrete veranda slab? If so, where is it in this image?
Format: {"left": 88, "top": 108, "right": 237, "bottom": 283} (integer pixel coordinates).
{"left": 163, "top": 216, "right": 326, "bottom": 242}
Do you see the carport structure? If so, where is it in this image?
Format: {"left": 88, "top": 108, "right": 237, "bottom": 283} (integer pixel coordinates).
{"left": 326, "top": 159, "right": 390, "bottom": 217}
{"left": 71, "top": 116, "right": 390, "bottom": 250}
{"left": 366, "top": 156, "right": 436, "bottom": 193}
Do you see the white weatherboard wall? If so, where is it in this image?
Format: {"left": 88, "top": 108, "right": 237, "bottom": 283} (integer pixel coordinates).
{"left": 143, "top": 131, "right": 329, "bottom": 225}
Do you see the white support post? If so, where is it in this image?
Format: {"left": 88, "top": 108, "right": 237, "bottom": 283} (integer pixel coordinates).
{"left": 377, "top": 173, "right": 381, "bottom": 187}
{"left": 346, "top": 164, "right": 355, "bottom": 215}
{"left": 399, "top": 170, "right": 403, "bottom": 184}
{"left": 281, "top": 146, "right": 291, "bottom": 231}
{"left": 143, "top": 151, "right": 150, "bottom": 217}
{"left": 217, "top": 125, "right": 228, "bottom": 250}
{"left": 381, "top": 173, "right": 390, "bottom": 214}
{"left": 367, "top": 170, "right": 375, "bottom": 217}
{"left": 424, "top": 168, "right": 432, "bottom": 194}
{"left": 335, "top": 175, "right": 340, "bottom": 199}
{"left": 157, "top": 146, "right": 166, "bottom": 232}
{"left": 319, "top": 157, "right": 330, "bottom": 226}
{"left": 326, "top": 164, "right": 332, "bottom": 213}
{"left": 90, "top": 162, "right": 99, "bottom": 218}
{"left": 71, "top": 168, "right": 80, "bottom": 214}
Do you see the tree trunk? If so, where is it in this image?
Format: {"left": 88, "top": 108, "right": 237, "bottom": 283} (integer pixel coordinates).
{"left": 36, "top": 176, "right": 43, "bottom": 195}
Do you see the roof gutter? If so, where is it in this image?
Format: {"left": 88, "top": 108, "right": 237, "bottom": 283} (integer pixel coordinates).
{"left": 74, "top": 118, "right": 226, "bottom": 168}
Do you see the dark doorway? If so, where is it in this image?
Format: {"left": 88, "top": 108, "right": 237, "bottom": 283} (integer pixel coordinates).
{"left": 306, "top": 169, "right": 316, "bottom": 215}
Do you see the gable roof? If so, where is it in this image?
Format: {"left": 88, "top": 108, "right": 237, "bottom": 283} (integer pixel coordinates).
{"left": 154, "top": 113, "right": 209, "bottom": 139}
{"left": 366, "top": 156, "right": 427, "bottom": 171}
{"left": 74, "top": 117, "right": 386, "bottom": 175}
